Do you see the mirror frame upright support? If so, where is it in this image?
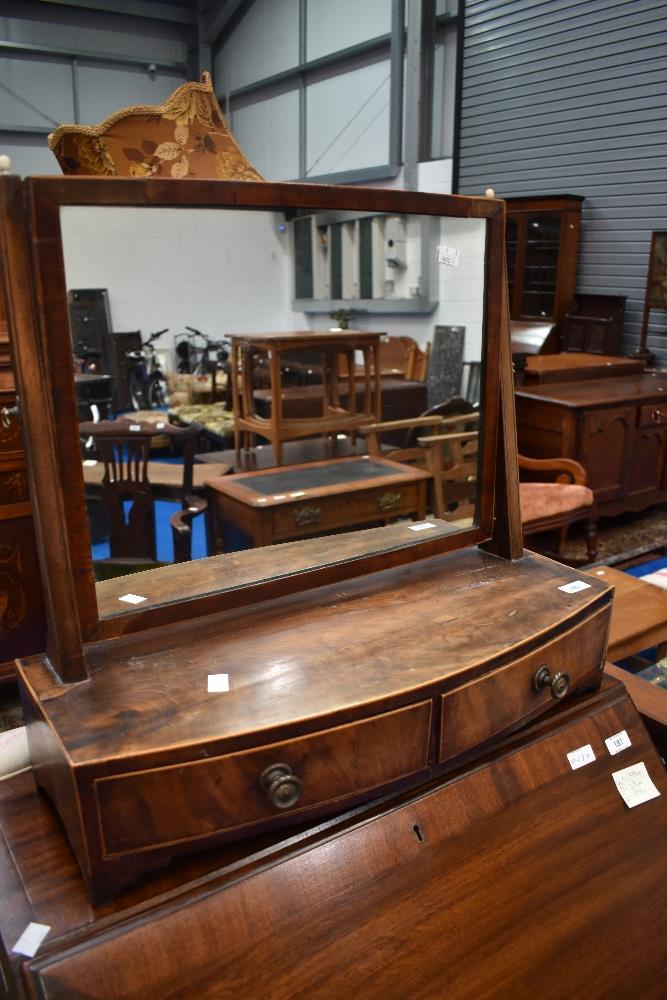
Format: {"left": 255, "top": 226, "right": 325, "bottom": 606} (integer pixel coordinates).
{"left": 0, "top": 176, "right": 89, "bottom": 681}
{"left": 1, "top": 175, "right": 516, "bottom": 684}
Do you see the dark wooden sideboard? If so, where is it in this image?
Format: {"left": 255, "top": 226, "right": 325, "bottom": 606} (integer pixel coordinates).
{"left": 516, "top": 372, "right": 667, "bottom": 517}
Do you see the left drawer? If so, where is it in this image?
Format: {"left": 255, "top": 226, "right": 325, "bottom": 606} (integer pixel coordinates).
{"left": 95, "top": 699, "right": 432, "bottom": 857}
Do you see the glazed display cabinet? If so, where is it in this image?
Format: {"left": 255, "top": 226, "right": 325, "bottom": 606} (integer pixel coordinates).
{"left": 505, "top": 194, "right": 583, "bottom": 330}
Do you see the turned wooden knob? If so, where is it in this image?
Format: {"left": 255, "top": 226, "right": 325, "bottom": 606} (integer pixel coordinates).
{"left": 533, "top": 665, "right": 569, "bottom": 700}
{"left": 260, "top": 763, "right": 303, "bottom": 810}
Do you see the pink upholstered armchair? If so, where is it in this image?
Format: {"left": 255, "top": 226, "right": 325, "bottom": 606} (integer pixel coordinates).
{"left": 519, "top": 454, "right": 597, "bottom": 562}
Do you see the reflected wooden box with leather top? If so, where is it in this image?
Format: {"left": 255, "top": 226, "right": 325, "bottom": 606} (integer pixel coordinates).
{"left": 206, "top": 455, "right": 431, "bottom": 549}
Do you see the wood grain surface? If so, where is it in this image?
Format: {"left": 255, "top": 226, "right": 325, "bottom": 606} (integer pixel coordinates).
{"left": 23, "top": 550, "right": 612, "bottom": 764}
{"left": 2, "top": 681, "right": 665, "bottom": 999}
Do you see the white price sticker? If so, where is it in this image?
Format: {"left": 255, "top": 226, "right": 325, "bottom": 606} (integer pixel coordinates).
{"left": 207, "top": 673, "right": 230, "bottom": 693}
{"left": 129, "top": 423, "right": 142, "bottom": 432}
{"left": 436, "top": 244, "right": 461, "bottom": 267}
{"left": 409, "top": 522, "right": 437, "bottom": 532}
{"left": 567, "top": 744, "right": 596, "bottom": 770}
{"left": 612, "top": 761, "right": 661, "bottom": 808}
{"left": 558, "top": 580, "right": 592, "bottom": 594}
{"left": 118, "top": 593, "right": 147, "bottom": 605}
{"left": 605, "top": 730, "right": 632, "bottom": 756}
{"left": 12, "top": 923, "right": 50, "bottom": 958}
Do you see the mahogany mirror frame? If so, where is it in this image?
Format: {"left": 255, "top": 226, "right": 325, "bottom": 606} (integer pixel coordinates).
{"left": 0, "top": 175, "right": 513, "bottom": 683}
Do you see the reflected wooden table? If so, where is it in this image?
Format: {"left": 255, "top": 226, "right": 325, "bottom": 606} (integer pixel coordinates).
{"left": 230, "top": 330, "right": 382, "bottom": 465}
{"left": 205, "top": 456, "right": 431, "bottom": 549}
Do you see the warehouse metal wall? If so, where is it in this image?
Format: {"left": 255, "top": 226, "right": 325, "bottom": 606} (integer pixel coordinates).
{"left": 457, "top": 0, "right": 667, "bottom": 364}
{"left": 0, "top": 0, "right": 191, "bottom": 176}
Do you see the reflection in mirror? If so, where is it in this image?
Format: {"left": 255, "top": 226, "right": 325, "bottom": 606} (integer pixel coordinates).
{"left": 60, "top": 206, "right": 486, "bottom": 610}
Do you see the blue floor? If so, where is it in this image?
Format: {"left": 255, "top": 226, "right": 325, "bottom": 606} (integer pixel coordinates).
{"left": 624, "top": 555, "right": 667, "bottom": 578}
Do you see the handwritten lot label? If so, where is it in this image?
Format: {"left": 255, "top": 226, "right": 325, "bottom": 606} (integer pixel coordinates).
{"left": 612, "top": 762, "right": 661, "bottom": 808}
{"left": 567, "top": 744, "right": 596, "bottom": 770}
{"left": 436, "top": 245, "right": 460, "bottom": 267}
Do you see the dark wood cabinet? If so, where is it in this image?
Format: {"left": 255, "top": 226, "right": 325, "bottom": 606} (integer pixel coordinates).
{"left": 563, "top": 292, "right": 626, "bottom": 355}
{"left": 516, "top": 373, "right": 667, "bottom": 516}
{"left": 0, "top": 313, "right": 46, "bottom": 683}
{"left": 505, "top": 195, "right": 583, "bottom": 331}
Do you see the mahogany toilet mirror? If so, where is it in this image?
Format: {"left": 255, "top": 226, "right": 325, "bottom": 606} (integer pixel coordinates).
{"left": 0, "top": 175, "right": 612, "bottom": 903}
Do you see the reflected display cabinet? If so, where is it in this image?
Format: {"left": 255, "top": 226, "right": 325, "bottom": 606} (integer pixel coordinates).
{"left": 505, "top": 194, "right": 583, "bottom": 337}
{"left": 3, "top": 175, "right": 665, "bottom": 997}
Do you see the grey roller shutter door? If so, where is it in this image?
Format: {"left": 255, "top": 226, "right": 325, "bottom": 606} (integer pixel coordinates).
{"left": 457, "top": 0, "right": 667, "bottom": 364}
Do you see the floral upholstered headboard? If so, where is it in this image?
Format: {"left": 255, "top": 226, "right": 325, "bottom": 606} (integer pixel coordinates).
{"left": 48, "top": 72, "right": 262, "bottom": 181}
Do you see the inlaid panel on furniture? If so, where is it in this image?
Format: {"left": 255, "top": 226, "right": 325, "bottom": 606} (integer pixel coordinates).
{"left": 0, "top": 320, "right": 46, "bottom": 682}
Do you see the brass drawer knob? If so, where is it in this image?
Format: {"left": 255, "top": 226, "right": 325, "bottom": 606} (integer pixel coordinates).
{"left": 259, "top": 763, "right": 303, "bottom": 810}
{"left": 533, "top": 665, "right": 570, "bottom": 700}
{"left": 294, "top": 506, "right": 321, "bottom": 527}
{"left": 378, "top": 491, "right": 402, "bottom": 512}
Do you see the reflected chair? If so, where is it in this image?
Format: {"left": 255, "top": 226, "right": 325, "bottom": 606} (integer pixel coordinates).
{"left": 78, "top": 417, "right": 207, "bottom": 571}
{"left": 518, "top": 454, "right": 597, "bottom": 562}
{"left": 338, "top": 335, "right": 431, "bottom": 382}
{"left": 416, "top": 411, "right": 480, "bottom": 523}
{"left": 361, "top": 402, "right": 479, "bottom": 523}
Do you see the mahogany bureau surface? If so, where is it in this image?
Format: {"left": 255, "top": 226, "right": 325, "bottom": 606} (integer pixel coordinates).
{"left": 2, "top": 680, "right": 666, "bottom": 998}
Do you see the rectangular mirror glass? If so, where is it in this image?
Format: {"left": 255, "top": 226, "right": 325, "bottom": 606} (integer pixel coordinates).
{"left": 59, "top": 203, "right": 488, "bottom": 619}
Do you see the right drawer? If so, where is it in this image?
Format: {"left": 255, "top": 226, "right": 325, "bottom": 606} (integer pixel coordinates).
{"left": 439, "top": 603, "right": 610, "bottom": 762}
{"left": 638, "top": 403, "right": 667, "bottom": 428}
